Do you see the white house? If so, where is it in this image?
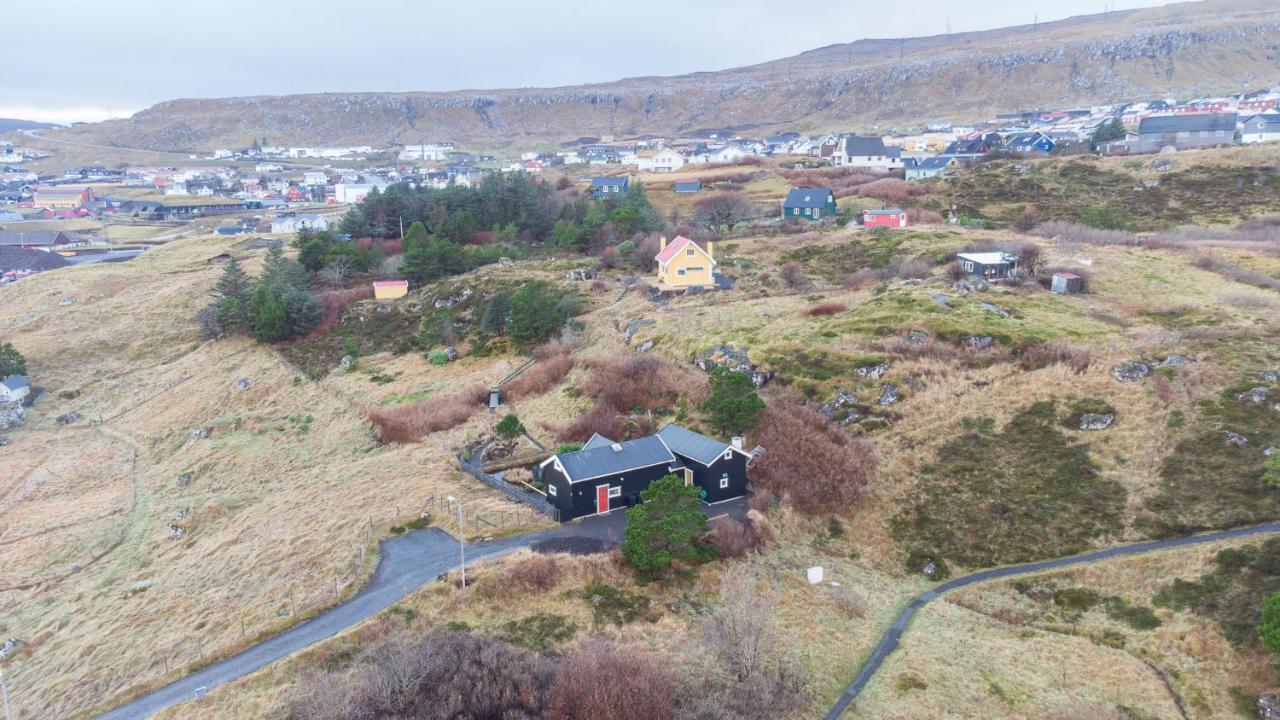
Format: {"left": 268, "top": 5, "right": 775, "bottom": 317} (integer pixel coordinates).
{"left": 832, "top": 135, "right": 903, "bottom": 172}
{"left": 302, "top": 171, "right": 329, "bottom": 186}
{"left": 335, "top": 183, "right": 375, "bottom": 204}
{"left": 638, "top": 147, "right": 686, "bottom": 173}
{"left": 1241, "top": 114, "right": 1280, "bottom": 144}
{"left": 398, "top": 143, "right": 452, "bottom": 161}
{"left": 0, "top": 375, "right": 29, "bottom": 404}
{"left": 271, "top": 214, "right": 330, "bottom": 234}
{"left": 707, "top": 145, "right": 749, "bottom": 164}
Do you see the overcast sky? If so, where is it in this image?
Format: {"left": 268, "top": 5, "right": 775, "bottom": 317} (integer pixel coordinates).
{"left": 7, "top": 0, "right": 1174, "bottom": 124}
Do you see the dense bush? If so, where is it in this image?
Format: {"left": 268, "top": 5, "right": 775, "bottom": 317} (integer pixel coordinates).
{"left": 1018, "top": 341, "right": 1091, "bottom": 373}
{"left": 804, "top": 302, "right": 846, "bottom": 317}
{"left": 559, "top": 355, "right": 708, "bottom": 441}
{"left": 621, "top": 475, "right": 715, "bottom": 582}
{"left": 548, "top": 638, "right": 677, "bottom": 720}
{"left": 365, "top": 384, "right": 488, "bottom": 442}
{"left": 504, "top": 342, "right": 575, "bottom": 401}
{"left": 751, "top": 394, "right": 876, "bottom": 515}
{"left": 1154, "top": 537, "right": 1280, "bottom": 648}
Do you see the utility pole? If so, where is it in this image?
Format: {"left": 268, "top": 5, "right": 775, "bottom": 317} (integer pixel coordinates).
{"left": 447, "top": 496, "right": 466, "bottom": 588}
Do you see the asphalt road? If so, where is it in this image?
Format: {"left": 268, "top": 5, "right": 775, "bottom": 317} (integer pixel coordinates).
{"left": 823, "top": 521, "right": 1280, "bottom": 719}
{"left": 96, "top": 499, "right": 745, "bottom": 719}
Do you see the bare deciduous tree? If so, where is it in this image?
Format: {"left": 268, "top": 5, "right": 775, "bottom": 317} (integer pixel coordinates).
{"left": 704, "top": 572, "right": 779, "bottom": 682}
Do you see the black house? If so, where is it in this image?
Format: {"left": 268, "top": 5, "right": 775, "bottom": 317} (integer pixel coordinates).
{"left": 538, "top": 424, "right": 752, "bottom": 521}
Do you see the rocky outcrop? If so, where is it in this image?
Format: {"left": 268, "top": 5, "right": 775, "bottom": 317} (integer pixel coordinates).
{"left": 878, "top": 383, "right": 900, "bottom": 406}
{"left": 694, "top": 344, "right": 772, "bottom": 387}
{"left": 1260, "top": 692, "right": 1280, "bottom": 719}
{"left": 0, "top": 401, "right": 24, "bottom": 430}
{"left": 1237, "top": 386, "right": 1271, "bottom": 404}
{"left": 1112, "top": 361, "right": 1151, "bottom": 383}
{"left": 1079, "top": 413, "right": 1115, "bottom": 431}
{"left": 56, "top": 411, "right": 82, "bottom": 426}
{"left": 623, "top": 318, "right": 655, "bottom": 345}
{"left": 1225, "top": 431, "right": 1248, "bottom": 447}
{"left": 856, "top": 362, "right": 889, "bottom": 380}
{"left": 820, "top": 387, "right": 862, "bottom": 424}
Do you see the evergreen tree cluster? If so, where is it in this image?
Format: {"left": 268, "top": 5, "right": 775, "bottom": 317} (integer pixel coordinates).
{"left": 200, "top": 247, "right": 322, "bottom": 343}
{"left": 293, "top": 228, "right": 381, "bottom": 274}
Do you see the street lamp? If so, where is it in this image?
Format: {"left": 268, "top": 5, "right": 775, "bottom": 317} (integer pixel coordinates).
{"left": 446, "top": 496, "right": 466, "bottom": 588}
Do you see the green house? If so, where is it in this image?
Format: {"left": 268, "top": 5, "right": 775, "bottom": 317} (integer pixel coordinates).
{"left": 783, "top": 187, "right": 836, "bottom": 220}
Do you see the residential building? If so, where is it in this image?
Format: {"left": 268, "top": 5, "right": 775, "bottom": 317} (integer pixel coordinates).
{"left": 905, "top": 157, "right": 956, "bottom": 181}
{"left": 672, "top": 180, "right": 702, "bottom": 193}
{"left": 957, "top": 251, "right": 1020, "bottom": 280}
{"left": 863, "top": 209, "right": 909, "bottom": 229}
{"left": 638, "top": 147, "right": 686, "bottom": 173}
{"left": 588, "top": 176, "right": 629, "bottom": 200}
{"left": 655, "top": 235, "right": 716, "bottom": 290}
{"left": 334, "top": 183, "right": 375, "bottom": 204}
{"left": 782, "top": 187, "right": 836, "bottom": 221}
{"left": 1003, "top": 131, "right": 1056, "bottom": 154}
{"left": 302, "top": 171, "right": 329, "bottom": 186}
{"left": 1241, "top": 114, "right": 1280, "bottom": 144}
{"left": 0, "top": 375, "right": 30, "bottom": 404}
{"left": 270, "top": 214, "right": 329, "bottom": 234}
{"left": 1126, "top": 113, "right": 1239, "bottom": 153}
{"left": 34, "top": 186, "right": 93, "bottom": 210}
{"left": 0, "top": 230, "right": 78, "bottom": 248}
{"left": 538, "top": 424, "right": 752, "bottom": 521}
{"left": 832, "top": 135, "right": 902, "bottom": 171}
{"left": 706, "top": 145, "right": 749, "bottom": 164}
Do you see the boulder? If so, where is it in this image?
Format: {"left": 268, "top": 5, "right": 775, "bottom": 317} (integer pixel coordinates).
{"left": 931, "top": 294, "right": 951, "bottom": 308}
{"left": 905, "top": 331, "right": 928, "bottom": 347}
{"left": 56, "top": 410, "right": 82, "bottom": 426}
{"left": 623, "top": 318, "right": 656, "bottom": 345}
{"left": 0, "top": 638, "right": 18, "bottom": 660}
{"left": 338, "top": 355, "right": 354, "bottom": 371}
{"left": 128, "top": 580, "right": 152, "bottom": 595}
{"left": 433, "top": 284, "right": 474, "bottom": 308}
{"left": 176, "top": 472, "right": 192, "bottom": 487}
{"left": 234, "top": 377, "right": 252, "bottom": 390}
{"left": 564, "top": 267, "right": 597, "bottom": 281}
{"left": 636, "top": 340, "right": 654, "bottom": 353}
{"left": 1265, "top": 447, "right": 1277, "bottom": 457}
{"left": 1160, "top": 354, "right": 1191, "bottom": 366}
{"left": 1259, "top": 370, "right": 1279, "bottom": 383}
{"left": 820, "top": 387, "right": 861, "bottom": 424}
{"left": 878, "top": 383, "right": 900, "bottom": 406}
{"left": 953, "top": 276, "right": 990, "bottom": 293}
{"left": 1237, "top": 386, "right": 1271, "bottom": 404}
{"left": 167, "top": 523, "right": 186, "bottom": 540}
{"left": 1112, "top": 362, "right": 1151, "bottom": 383}
{"left": 966, "top": 335, "right": 996, "bottom": 350}
{"left": 980, "top": 302, "right": 1010, "bottom": 318}
{"left": 1261, "top": 693, "right": 1280, "bottom": 720}
{"left": 188, "top": 427, "right": 209, "bottom": 439}
{"left": 443, "top": 347, "right": 459, "bottom": 362}
{"left": 0, "top": 401, "right": 24, "bottom": 430}
{"left": 1079, "top": 413, "right": 1115, "bottom": 431}
{"left": 857, "top": 362, "right": 889, "bottom": 380}
{"left": 694, "top": 344, "right": 772, "bottom": 388}
{"left": 59, "top": 297, "right": 76, "bottom": 306}
{"left": 1225, "top": 431, "right": 1249, "bottom": 447}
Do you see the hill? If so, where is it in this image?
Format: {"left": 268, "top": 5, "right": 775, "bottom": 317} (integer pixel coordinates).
{"left": 0, "top": 118, "right": 60, "bottom": 134}
{"left": 35, "top": 0, "right": 1280, "bottom": 153}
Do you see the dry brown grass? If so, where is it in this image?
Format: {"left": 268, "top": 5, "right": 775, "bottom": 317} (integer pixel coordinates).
{"left": 804, "top": 302, "right": 846, "bottom": 317}
{"left": 503, "top": 342, "right": 574, "bottom": 401}
{"left": 365, "top": 384, "right": 488, "bottom": 442}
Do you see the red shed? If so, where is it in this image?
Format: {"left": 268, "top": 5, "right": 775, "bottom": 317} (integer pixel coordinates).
{"left": 863, "top": 209, "right": 908, "bottom": 229}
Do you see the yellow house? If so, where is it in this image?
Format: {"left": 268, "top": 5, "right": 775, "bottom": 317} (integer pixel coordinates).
{"left": 373, "top": 280, "right": 409, "bottom": 300}
{"left": 655, "top": 235, "right": 716, "bottom": 290}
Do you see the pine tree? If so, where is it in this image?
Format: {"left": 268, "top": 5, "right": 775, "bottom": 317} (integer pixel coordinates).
{"left": 0, "top": 342, "right": 26, "bottom": 377}
{"left": 621, "top": 475, "right": 715, "bottom": 582}
{"left": 702, "top": 367, "right": 765, "bottom": 435}
{"left": 209, "top": 257, "right": 254, "bottom": 335}
{"left": 281, "top": 288, "right": 322, "bottom": 337}
{"left": 495, "top": 413, "right": 525, "bottom": 440}
{"left": 212, "top": 256, "right": 253, "bottom": 305}
{"left": 480, "top": 291, "right": 511, "bottom": 336}
{"left": 508, "top": 281, "right": 565, "bottom": 349}
{"left": 250, "top": 285, "right": 287, "bottom": 342}
{"left": 261, "top": 244, "right": 310, "bottom": 294}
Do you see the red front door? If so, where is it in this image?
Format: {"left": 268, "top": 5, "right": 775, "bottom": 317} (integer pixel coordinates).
{"left": 596, "top": 485, "right": 610, "bottom": 514}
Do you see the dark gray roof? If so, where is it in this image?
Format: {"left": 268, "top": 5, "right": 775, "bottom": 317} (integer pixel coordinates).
{"left": 841, "top": 135, "right": 887, "bottom": 157}
{"left": 1139, "top": 113, "right": 1237, "bottom": 135}
{"left": 555, "top": 435, "right": 675, "bottom": 482}
{"left": 581, "top": 433, "right": 615, "bottom": 451}
{"left": 1243, "top": 114, "right": 1280, "bottom": 130}
{"left": 915, "top": 157, "right": 953, "bottom": 171}
{"left": 657, "top": 423, "right": 733, "bottom": 466}
{"left": 784, "top": 187, "right": 833, "bottom": 209}
{"left": 1, "top": 375, "right": 29, "bottom": 390}
{"left": 0, "top": 230, "right": 75, "bottom": 246}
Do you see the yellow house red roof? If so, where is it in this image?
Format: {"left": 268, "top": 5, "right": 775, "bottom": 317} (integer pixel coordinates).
{"left": 655, "top": 235, "right": 696, "bottom": 264}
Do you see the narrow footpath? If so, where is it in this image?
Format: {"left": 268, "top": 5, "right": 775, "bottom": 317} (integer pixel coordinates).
{"left": 824, "top": 521, "right": 1280, "bottom": 719}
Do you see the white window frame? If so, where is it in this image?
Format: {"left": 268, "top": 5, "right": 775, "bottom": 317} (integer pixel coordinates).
{"left": 607, "top": 486, "right": 621, "bottom": 499}
{"left": 719, "top": 474, "right": 729, "bottom": 489}
{"left": 548, "top": 483, "right": 557, "bottom": 497}
{"left": 723, "top": 450, "right": 732, "bottom": 460}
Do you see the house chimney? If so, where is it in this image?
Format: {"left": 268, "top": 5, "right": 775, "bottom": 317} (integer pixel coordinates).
{"left": 659, "top": 236, "right": 667, "bottom": 251}
{"left": 706, "top": 241, "right": 714, "bottom": 260}
{"left": 731, "top": 436, "right": 743, "bottom": 450}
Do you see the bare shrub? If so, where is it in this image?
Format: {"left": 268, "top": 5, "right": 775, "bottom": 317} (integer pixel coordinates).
{"left": 859, "top": 178, "right": 927, "bottom": 205}
{"left": 1019, "top": 341, "right": 1091, "bottom": 374}
{"left": 365, "top": 384, "right": 487, "bottom": 442}
{"left": 1034, "top": 220, "right": 1137, "bottom": 246}
{"left": 505, "top": 344, "right": 575, "bottom": 401}
{"left": 598, "top": 245, "right": 620, "bottom": 269}
{"left": 1019, "top": 243, "right": 1047, "bottom": 279}
{"left": 884, "top": 255, "right": 933, "bottom": 280}
{"left": 286, "top": 671, "right": 367, "bottom": 720}
{"left": 548, "top": 637, "right": 677, "bottom": 720}
{"left": 633, "top": 234, "right": 661, "bottom": 271}
{"left": 590, "top": 278, "right": 610, "bottom": 294}
{"left": 1013, "top": 208, "right": 1040, "bottom": 233}
{"left": 1219, "top": 290, "right": 1278, "bottom": 309}
{"left": 805, "top": 302, "right": 846, "bottom": 317}
{"left": 707, "top": 516, "right": 769, "bottom": 558}
{"left": 904, "top": 207, "right": 944, "bottom": 224}
{"left": 945, "top": 261, "right": 969, "bottom": 281}
{"left": 692, "top": 192, "right": 758, "bottom": 230}
{"left": 752, "top": 394, "right": 876, "bottom": 514}
{"left": 499, "top": 554, "right": 561, "bottom": 594}
{"left": 779, "top": 262, "right": 807, "bottom": 290}
{"left": 558, "top": 355, "right": 707, "bottom": 441}
{"left": 1152, "top": 373, "right": 1174, "bottom": 407}
{"left": 843, "top": 268, "right": 881, "bottom": 290}
{"left": 307, "top": 286, "right": 376, "bottom": 339}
